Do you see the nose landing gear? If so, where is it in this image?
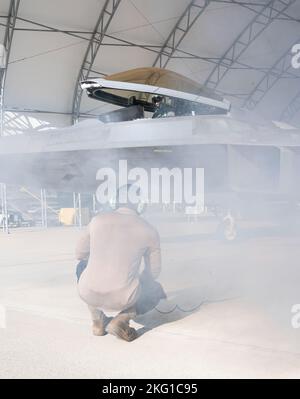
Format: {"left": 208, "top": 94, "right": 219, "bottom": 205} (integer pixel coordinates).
{"left": 222, "top": 213, "right": 237, "bottom": 241}
{"left": 213, "top": 209, "right": 237, "bottom": 241}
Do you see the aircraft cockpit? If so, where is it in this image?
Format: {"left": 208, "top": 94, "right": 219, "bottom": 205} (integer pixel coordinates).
{"left": 81, "top": 67, "right": 231, "bottom": 123}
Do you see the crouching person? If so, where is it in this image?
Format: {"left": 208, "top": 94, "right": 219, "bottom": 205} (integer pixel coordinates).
{"left": 75, "top": 187, "right": 166, "bottom": 342}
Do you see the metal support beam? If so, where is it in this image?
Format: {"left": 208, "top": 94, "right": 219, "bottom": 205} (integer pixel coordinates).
{"left": 73, "top": 192, "right": 77, "bottom": 226}
{"left": 78, "top": 193, "right": 82, "bottom": 228}
{"left": 72, "top": 0, "right": 122, "bottom": 124}
{"left": 243, "top": 37, "right": 300, "bottom": 110}
{"left": 4, "top": 14, "right": 296, "bottom": 67}
{"left": 0, "top": 0, "right": 20, "bottom": 136}
{"left": 204, "top": 0, "right": 296, "bottom": 90}
{"left": 1, "top": 17, "right": 172, "bottom": 57}
{"left": 92, "top": 194, "right": 97, "bottom": 214}
{"left": 73, "top": 192, "right": 82, "bottom": 228}
{"left": 1, "top": 183, "right": 9, "bottom": 234}
{"left": 152, "top": 0, "right": 211, "bottom": 69}
{"left": 4, "top": 106, "right": 103, "bottom": 117}
{"left": 280, "top": 90, "right": 300, "bottom": 123}
{"left": 40, "top": 188, "right": 47, "bottom": 228}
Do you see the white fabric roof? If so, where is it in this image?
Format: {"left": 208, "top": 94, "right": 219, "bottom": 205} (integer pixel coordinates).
{"left": 1, "top": 0, "right": 300, "bottom": 133}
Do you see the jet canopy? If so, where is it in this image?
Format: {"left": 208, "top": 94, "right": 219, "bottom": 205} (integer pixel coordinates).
{"left": 81, "top": 67, "right": 231, "bottom": 119}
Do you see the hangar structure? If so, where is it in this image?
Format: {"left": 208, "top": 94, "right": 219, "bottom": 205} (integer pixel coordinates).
{"left": 0, "top": 0, "right": 300, "bottom": 133}
{"left": 0, "top": 0, "right": 300, "bottom": 234}
{"left": 2, "top": 0, "right": 300, "bottom": 378}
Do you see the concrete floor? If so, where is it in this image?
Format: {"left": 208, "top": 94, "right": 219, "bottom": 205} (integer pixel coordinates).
{"left": 1, "top": 217, "right": 300, "bottom": 378}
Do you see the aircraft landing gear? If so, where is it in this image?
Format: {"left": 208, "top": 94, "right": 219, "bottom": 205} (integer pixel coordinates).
{"left": 216, "top": 212, "right": 238, "bottom": 241}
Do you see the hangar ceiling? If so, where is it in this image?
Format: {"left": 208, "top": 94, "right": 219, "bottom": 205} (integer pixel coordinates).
{"left": 0, "top": 0, "right": 300, "bottom": 134}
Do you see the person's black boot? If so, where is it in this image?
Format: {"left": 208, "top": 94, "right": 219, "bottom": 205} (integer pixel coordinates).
{"left": 89, "top": 307, "right": 108, "bottom": 336}
{"left": 106, "top": 311, "right": 137, "bottom": 342}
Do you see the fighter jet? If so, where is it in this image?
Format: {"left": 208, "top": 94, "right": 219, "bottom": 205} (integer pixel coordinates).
{"left": 0, "top": 67, "right": 300, "bottom": 238}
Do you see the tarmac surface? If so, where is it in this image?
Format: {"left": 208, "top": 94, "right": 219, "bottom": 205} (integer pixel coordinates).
{"left": 1, "top": 216, "right": 300, "bottom": 378}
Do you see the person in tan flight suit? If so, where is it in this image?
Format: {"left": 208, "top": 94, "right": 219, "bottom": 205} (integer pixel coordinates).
{"left": 76, "top": 185, "right": 166, "bottom": 342}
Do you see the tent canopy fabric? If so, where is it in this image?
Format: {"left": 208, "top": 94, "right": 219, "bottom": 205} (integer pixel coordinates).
{"left": 1, "top": 0, "right": 300, "bottom": 133}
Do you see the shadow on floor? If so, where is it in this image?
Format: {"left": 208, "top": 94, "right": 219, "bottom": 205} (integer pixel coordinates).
{"left": 135, "top": 286, "right": 236, "bottom": 337}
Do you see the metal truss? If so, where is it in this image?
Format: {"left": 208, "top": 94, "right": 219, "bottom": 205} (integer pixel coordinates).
{"left": 204, "top": 0, "right": 296, "bottom": 90}
{"left": 2, "top": 16, "right": 260, "bottom": 67}
{"left": 3, "top": 110, "right": 56, "bottom": 134}
{"left": 2, "top": 107, "right": 102, "bottom": 134}
{"left": 0, "top": 183, "right": 9, "bottom": 233}
{"left": 2, "top": 3, "right": 296, "bottom": 72}
{"left": 280, "top": 90, "right": 300, "bottom": 123}
{"left": 243, "top": 37, "right": 300, "bottom": 110}
{"left": 0, "top": 0, "right": 297, "bottom": 126}
{"left": 151, "top": 0, "right": 295, "bottom": 70}
{"left": 0, "top": 0, "right": 20, "bottom": 136}
{"left": 152, "top": 0, "right": 211, "bottom": 69}
{"left": 73, "top": 192, "right": 82, "bottom": 228}
{"left": 40, "top": 188, "right": 48, "bottom": 228}
{"left": 71, "top": 0, "right": 122, "bottom": 124}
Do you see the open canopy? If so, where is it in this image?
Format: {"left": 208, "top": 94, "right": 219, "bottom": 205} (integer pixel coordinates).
{"left": 104, "top": 67, "right": 224, "bottom": 101}
{"left": 83, "top": 67, "right": 230, "bottom": 117}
